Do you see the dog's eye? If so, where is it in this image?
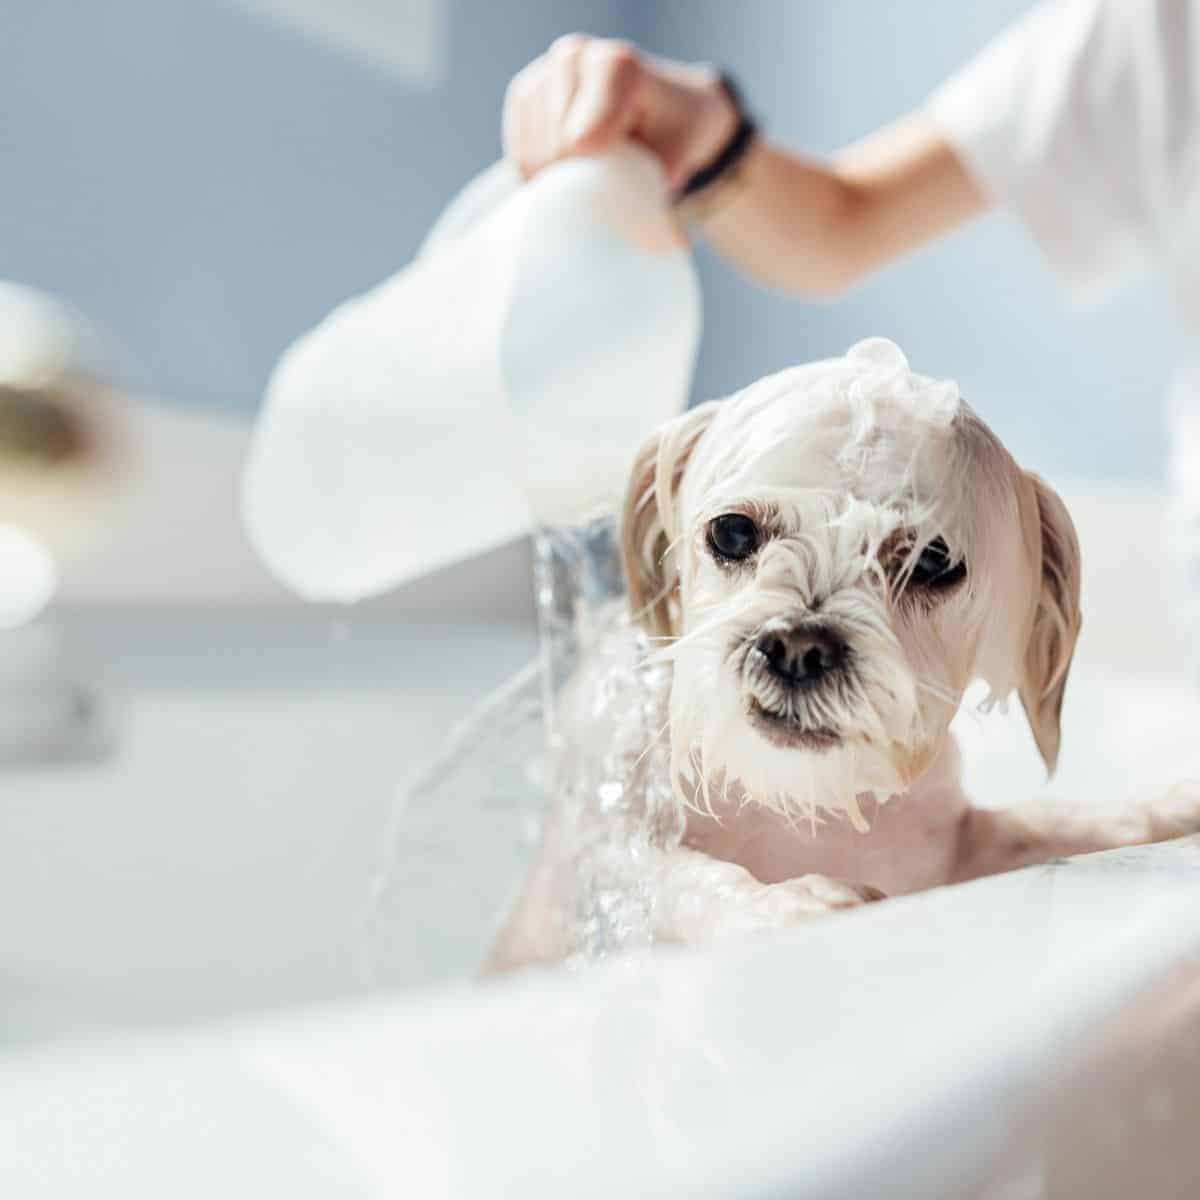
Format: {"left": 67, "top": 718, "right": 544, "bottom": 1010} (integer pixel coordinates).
{"left": 907, "top": 536, "right": 967, "bottom": 590}
{"left": 707, "top": 513, "right": 760, "bottom": 562}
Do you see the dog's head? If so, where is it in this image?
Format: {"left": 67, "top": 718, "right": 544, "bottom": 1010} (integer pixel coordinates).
{"left": 620, "top": 339, "right": 1081, "bottom": 828}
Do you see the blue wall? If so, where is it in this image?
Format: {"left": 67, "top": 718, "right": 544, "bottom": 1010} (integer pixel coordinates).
{"left": 1, "top": 0, "right": 1181, "bottom": 482}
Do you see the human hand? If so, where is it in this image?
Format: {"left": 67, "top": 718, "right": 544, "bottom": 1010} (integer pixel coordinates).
{"left": 502, "top": 35, "right": 738, "bottom": 191}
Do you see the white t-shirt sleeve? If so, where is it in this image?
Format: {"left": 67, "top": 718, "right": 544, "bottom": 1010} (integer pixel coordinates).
{"left": 927, "top": 0, "right": 1197, "bottom": 305}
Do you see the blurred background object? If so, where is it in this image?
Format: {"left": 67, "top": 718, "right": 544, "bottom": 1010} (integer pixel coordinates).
{"left": 0, "top": 526, "right": 58, "bottom": 632}
{"left": 0, "top": 282, "right": 125, "bottom": 560}
{"left": 0, "top": 283, "right": 127, "bottom": 764}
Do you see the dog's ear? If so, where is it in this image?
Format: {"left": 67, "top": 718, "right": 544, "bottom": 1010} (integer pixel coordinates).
{"left": 1018, "top": 472, "right": 1082, "bottom": 774}
{"left": 620, "top": 402, "right": 718, "bottom": 638}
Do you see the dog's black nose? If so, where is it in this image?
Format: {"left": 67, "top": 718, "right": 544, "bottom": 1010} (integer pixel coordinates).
{"left": 756, "top": 625, "right": 847, "bottom": 686}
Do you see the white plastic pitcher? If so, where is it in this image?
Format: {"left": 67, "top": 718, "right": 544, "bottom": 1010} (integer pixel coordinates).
{"left": 242, "top": 145, "right": 701, "bottom": 603}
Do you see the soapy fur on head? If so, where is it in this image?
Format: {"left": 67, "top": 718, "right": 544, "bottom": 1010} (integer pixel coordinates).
{"left": 620, "top": 339, "right": 1081, "bottom": 831}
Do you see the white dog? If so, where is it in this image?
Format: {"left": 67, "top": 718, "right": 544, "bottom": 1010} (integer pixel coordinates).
{"left": 490, "top": 339, "right": 1200, "bottom": 966}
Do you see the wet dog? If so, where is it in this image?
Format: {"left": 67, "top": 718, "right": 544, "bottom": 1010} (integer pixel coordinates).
{"left": 491, "top": 339, "right": 1200, "bottom": 965}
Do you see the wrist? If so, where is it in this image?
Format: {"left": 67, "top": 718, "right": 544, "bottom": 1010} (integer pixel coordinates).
{"left": 676, "top": 72, "right": 759, "bottom": 219}
{"left": 688, "top": 71, "right": 740, "bottom": 171}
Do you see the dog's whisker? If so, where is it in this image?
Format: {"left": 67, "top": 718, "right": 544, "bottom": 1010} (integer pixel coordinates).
{"left": 914, "top": 677, "right": 957, "bottom": 706}
{"left": 643, "top": 613, "right": 739, "bottom": 664}
{"left": 631, "top": 718, "right": 672, "bottom": 771}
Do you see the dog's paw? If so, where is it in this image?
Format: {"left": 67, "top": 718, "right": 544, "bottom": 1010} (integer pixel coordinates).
{"left": 655, "top": 851, "right": 886, "bottom": 944}
{"left": 767, "top": 874, "right": 886, "bottom": 915}
{"left": 1139, "top": 782, "right": 1200, "bottom": 843}
{"left": 709, "top": 874, "right": 884, "bottom": 938}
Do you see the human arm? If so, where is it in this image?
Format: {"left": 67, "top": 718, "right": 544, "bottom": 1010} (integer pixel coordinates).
{"left": 502, "top": 36, "right": 990, "bottom": 297}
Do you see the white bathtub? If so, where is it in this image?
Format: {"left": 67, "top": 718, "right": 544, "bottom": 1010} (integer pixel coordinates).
{"left": 2, "top": 483, "right": 1200, "bottom": 1198}
{"left": 0, "top": 610, "right": 538, "bottom": 1045}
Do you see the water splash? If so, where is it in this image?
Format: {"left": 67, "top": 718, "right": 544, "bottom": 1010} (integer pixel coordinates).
{"left": 362, "top": 514, "right": 684, "bottom": 986}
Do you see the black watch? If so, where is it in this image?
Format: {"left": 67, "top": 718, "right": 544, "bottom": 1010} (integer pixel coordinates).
{"left": 678, "top": 72, "right": 758, "bottom": 200}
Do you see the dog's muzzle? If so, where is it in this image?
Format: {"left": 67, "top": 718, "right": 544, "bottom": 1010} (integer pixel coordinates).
{"left": 740, "top": 618, "right": 850, "bottom": 751}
